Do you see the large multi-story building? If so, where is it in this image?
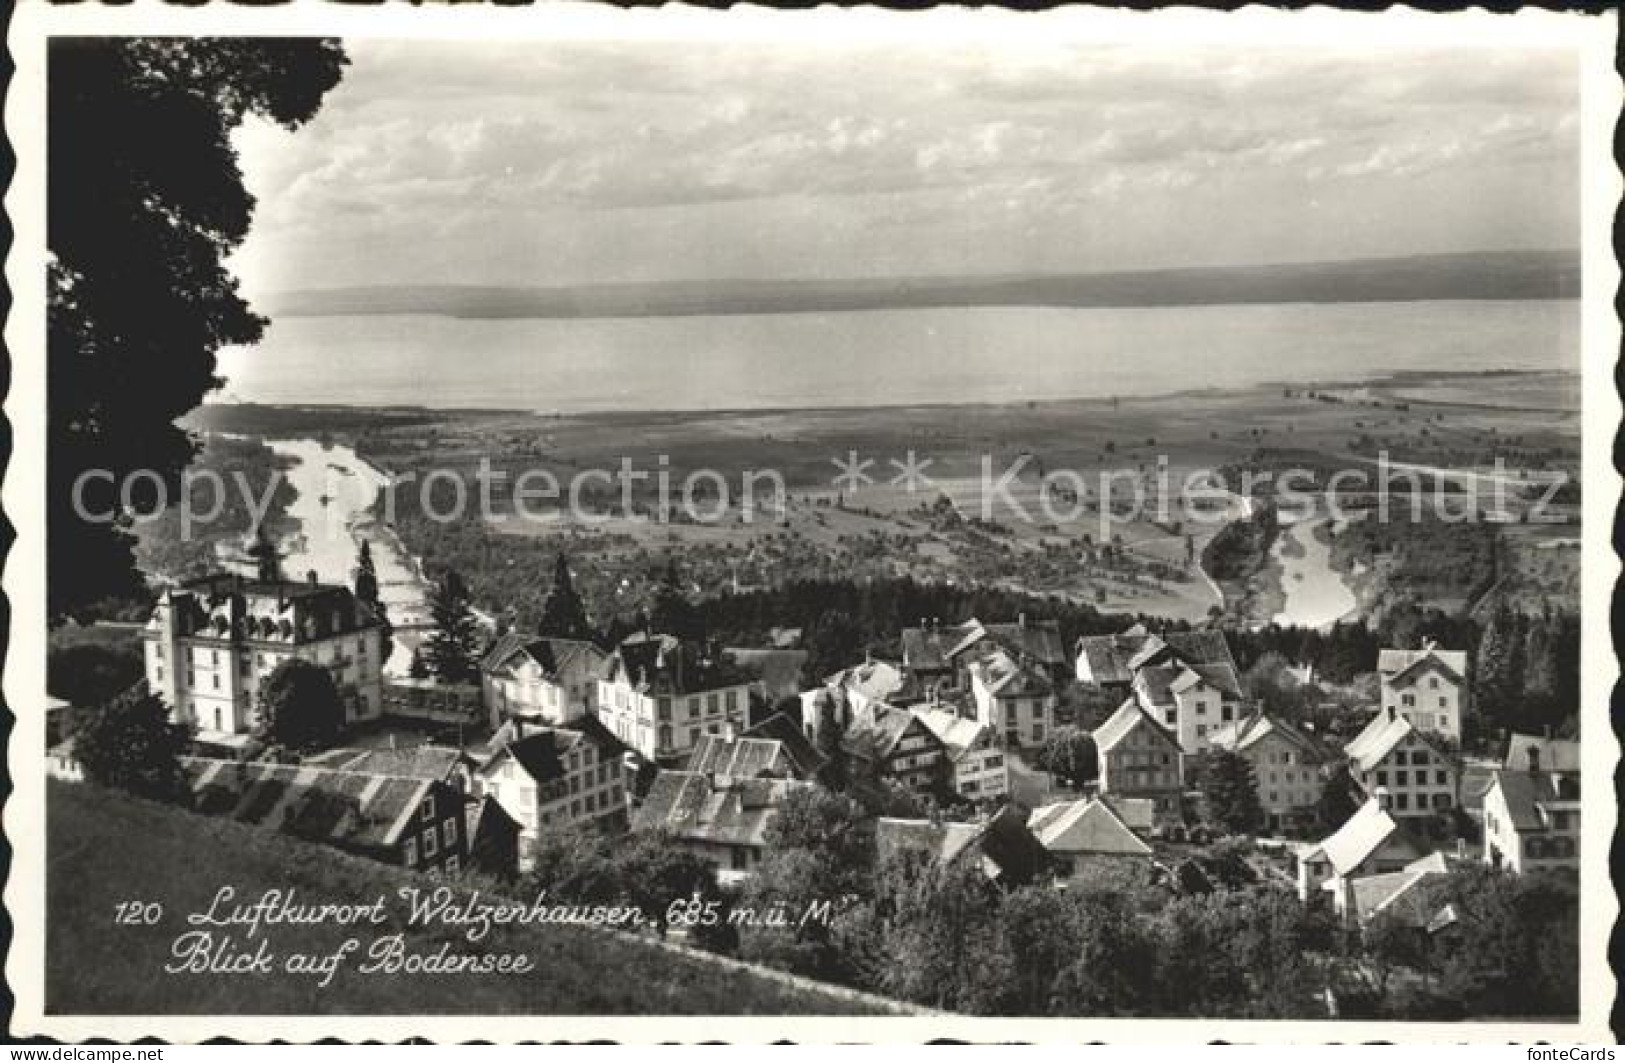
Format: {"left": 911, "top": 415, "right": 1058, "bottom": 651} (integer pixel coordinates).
{"left": 1343, "top": 707, "right": 1459, "bottom": 819}
{"left": 595, "top": 633, "right": 753, "bottom": 762}
{"left": 1075, "top": 625, "right": 1243, "bottom": 753}
{"left": 477, "top": 718, "right": 630, "bottom": 873}
{"left": 966, "top": 650, "right": 1058, "bottom": 751}
{"left": 1092, "top": 698, "right": 1185, "bottom": 820}
{"left": 1207, "top": 710, "right": 1329, "bottom": 833}
{"left": 1482, "top": 760, "right": 1580, "bottom": 875}
{"left": 143, "top": 573, "right": 385, "bottom": 741}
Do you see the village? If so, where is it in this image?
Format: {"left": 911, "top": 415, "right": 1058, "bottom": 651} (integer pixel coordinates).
{"left": 46, "top": 538, "right": 1582, "bottom": 1016}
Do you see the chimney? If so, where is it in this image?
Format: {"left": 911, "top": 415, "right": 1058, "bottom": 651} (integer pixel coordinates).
{"left": 1526, "top": 745, "right": 1541, "bottom": 775}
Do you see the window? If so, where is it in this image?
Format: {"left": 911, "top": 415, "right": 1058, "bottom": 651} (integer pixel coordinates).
{"left": 707, "top": 693, "right": 720, "bottom": 714}
{"left": 422, "top": 796, "right": 436, "bottom": 822}
{"left": 1394, "top": 793, "right": 1409, "bottom": 811}
{"left": 568, "top": 776, "right": 579, "bottom": 795}
{"left": 423, "top": 829, "right": 438, "bottom": 858}
{"left": 658, "top": 698, "right": 672, "bottom": 721}
{"left": 1395, "top": 771, "right": 1408, "bottom": 787}
{"left": 570, "top": 800, "right": 581, "bottom": 817}
{"left": 687, "top": 697, "right": 700, "bottom": 717}
{"left": 443, "top": 819, "right": 457, "bottom": 847}
{"left": 725, "top": 690, "right": 738, "bottom": 712}
{"left": 213, "top": 675, "right": 221, "bottom": 690}
{"left": 1435, "top": 770, "right": 1448, "bottom": 786}
{"left": 445, "top": 855, "right": 460, "bottom": 875}
{"left": 1402, "top": 694, "right": 1415, "bottom": 707}
{"left": 1394, "top": 751, "right": 1407, "bottom": 766}
{"left": 404, "top": 838, "right": 418, "bottom": 867}
{"left": 1375, "top": 771, "right": 1388, "bottom": 786}
{"left": 689, "top": 727, "right": 701, "bottom": 745}
{"left": 1412, "top": 750, "right": 1428, "bottom": 766}
{"left": 1428, "top": 677, "right": 1439, "bottom": 689}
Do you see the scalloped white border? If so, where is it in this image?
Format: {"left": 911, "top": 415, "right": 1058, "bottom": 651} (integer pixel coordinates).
{"left": 4, "top": 0, "right": 1619, "bottom": 1043}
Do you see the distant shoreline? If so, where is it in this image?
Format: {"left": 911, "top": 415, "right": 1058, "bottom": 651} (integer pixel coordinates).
{"left": 190, "top": 366, "right": 1579, "bottom": 427}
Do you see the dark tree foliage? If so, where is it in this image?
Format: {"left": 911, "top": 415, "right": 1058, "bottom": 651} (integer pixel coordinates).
{"left": 647, "top": 559, "right": 703, "bottom": 640}
{"left": 1198, "top": 749, "right": 1265, "bottom": 835}
{"left": 353, "top": 540, "right": 393, "bottom": 667}
{"left": 424, "top": 566, "right": 481, "bottom": 684}
{"left": 1034, "top": 726, "right": 1099, "bottom": 791}
{"left": 537, "top": 554, "right": 592, "bottom": 641}
{"left": 47, "top": 639, "right": 143, "bottom": 710}
{"left": 257, "top": 658, "right": 345, "bottom": 752}
{"left": 248, "top": 524, "right": 285, "bottom": 584}
{"left": 73, "top": 691, "right": 194, "bottom": 803}
{"left": 49, "top": 37, "right": 347, "bottom": 622}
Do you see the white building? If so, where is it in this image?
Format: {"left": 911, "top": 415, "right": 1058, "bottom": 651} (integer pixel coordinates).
{"left": 482, "top": 634, "right": 608, "bottom": 729}
{"left": 595, "top": 633, "right": 752, "bottom": 762}
{"left": 1377, "top": 642, "right": 1468, "bottom": 745}
{"left": 142, "top": 573, "right": 385, "bottom": 743}
{"left": 1482, "top": 765, "right": 1580, "bottom": 874}
{"left": 477, "top": 718, "right": 629, "bottom": 873}
{"left": 966, "top": 650, "right": 1057, "bottom": 750}
{"left": 1343, "top": 707, "right": 1459, "bottom": 819}
{"left": 915, "top": 707, "right": 1009, "bottom": 801}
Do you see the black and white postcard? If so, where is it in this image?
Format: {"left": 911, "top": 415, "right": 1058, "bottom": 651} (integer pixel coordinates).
{"left": 5, "top": 0, "right": 1619, "bottom": 1043}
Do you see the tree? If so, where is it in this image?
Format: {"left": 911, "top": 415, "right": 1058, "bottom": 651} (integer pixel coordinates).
{"left": 72, "top": 691, "right": 194, "bottom": 802}
{"left": 353, "top": 540, "right": 393, "bottom": 668}
{"left": 537, "top": 553, "right": 592, "bottom": 640}
{"left": 647, "top": 559, "right": 702, "bottom": 640}
{"left": 247, "top": 524, "right": 285, "bottom": 583}
{"left": 1199, "top": 749, "right": 1265, "bottom": 835}
{"left": 258, "top": 658, "right": 345, "bottom": 752}
{"left": 1034, "top": 726, "right": 1098, "bottom": 791}
{"left": 1316, "top": 763, "right": 1362, "bottom": 830}
{"left": 407, "top": 647, "right": 430, "bottom": 680}
{"left": 423, "top": 567, "right": 481, "bottom": 684}
{"left": 49, "top": 37, "right": 347, "bottom": 622}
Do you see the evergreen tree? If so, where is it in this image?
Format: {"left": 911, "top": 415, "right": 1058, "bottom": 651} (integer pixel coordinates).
{"left": 247, "top": 524, "right": 285, "bottom": 583}
{"left": 538, "top": 553, "right": 592, "bottom": 640}
{"left": 648, "top": 559, "right": 702, "bottom": 640}
{"left": 353, "top": 539, "right": 393, "bottom": 668}
{"left": 1199, "top": 750, "right": 1265, "bottom": 835}
{"left": 424, "top": 567, "right": 481, "bottom": 684}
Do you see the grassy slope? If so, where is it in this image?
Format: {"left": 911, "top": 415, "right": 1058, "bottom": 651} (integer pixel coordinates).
{"left": 45, "top": 780, "right": 893, "bottom": 1016}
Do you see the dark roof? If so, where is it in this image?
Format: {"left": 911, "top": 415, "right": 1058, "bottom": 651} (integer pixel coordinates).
{"left": 631, "top": 770, "right": 813, "bottom": 847}
{"left": 483, "top": 633, "right": 607, "bottom": 679}
{"left": 876, "top": 805, "right": 1048, "bottom": 885}
{"left": 181, "top": 757, "right": 441, "bottom": 852}
{"left": 743, "top": 711, "right": 827, "bottom": 778}
{"left": 305, "top": 745, "right": 474, "bottom": 781}
{"left": 482, "top": 717, "right": 627, "bottom": 783}
{"left": 726, "top": 647, "right": 808, "bottom": 702}
{"left": 843, "top": 703, "right": 940, "bottom": 762}
{"left": 606, "top": 633, "right": 751, "bottom": 697}
{"left": 1489, "top": 769, "right": 1580, "bottom": 833}
{"left": 1504, "top": 732, "right": 1582, "bottom": 773}
{"left": 900, "top": 623, "right": 975, "bottom": 672}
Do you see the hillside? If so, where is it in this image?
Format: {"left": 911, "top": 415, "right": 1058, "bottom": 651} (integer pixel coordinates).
{"left": 44, "top": 780, "right": 902, "bottom": 1016}
{"left": 266, "top": 249, "right": 1578, "bottom": 320}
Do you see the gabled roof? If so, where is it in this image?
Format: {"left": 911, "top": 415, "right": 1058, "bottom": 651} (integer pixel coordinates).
{"left": 1132, "top": 665, "right": 1181, "bottom": 709}
{"left": 1487, "top": 769, "right": 1581, "bottom": 833}
{"left": 1504, "top": 732, "right": 1582, "bottom": 773}
{"left": 605, "top": 633, "right": 748, "bottom": 697}
{"left": 686, "top": 734, "right": 804, "bottom": 781}
{"left": 912, "top": 708, "right": 994, "bottom": 761}
{"left": 1377, "top": 647, "right": 1467, "bottom": 688}
{"left": 876, "top": 805, "right": 1048, "bottom": 884}
{"left": 844, "top": 702, "right": 941, "bottom": 763}
{"left": 742, "top": 711, "right": 827, "bottom": 779}
{"left": 305, "top": 745, "right": 474, "bottom": 781}
{"left": 1207, "top": 711, "right": 1327, "bottom": 763}
{"left": 481, "top": 717, "right": 628, "bottom": 783}
{"left": 1093, "top": 698, "right": 1179, "bottom": 755}
{"left": 1075, "top": 627, "right": 1237, "bottom": 689}
{"left": 181, "top": 757, "right": 442, "bottom": 852}
{"left": 1026, "top": 798, "right": 1153, "bottom": 858}
{"left": 631, "top": 770, "right": 813, "bottom": 848}
{"left": 1350, "top": 852, "right": 1451, "bottom": 926}
{"left": 1343, "top": 710, "right": 1445, "bottom": 774}
{"left": 971, "top": 650, "right": 1054, "bottom": 699}
{"left": 900, "top": 621, "right": 978, "bottom": 672}
{"left": 827, "top": 659, "right": 910, "bottom": 704}
{"left": 1311, "top": 797, "right": 1426, "bottom": 877}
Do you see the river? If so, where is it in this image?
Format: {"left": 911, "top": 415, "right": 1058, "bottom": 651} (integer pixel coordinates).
{"left": 1269, "top": 515, "right": 1357, "bottom": 630}
{"left": 264, "top": 438, "right": 432, "bottom": 675}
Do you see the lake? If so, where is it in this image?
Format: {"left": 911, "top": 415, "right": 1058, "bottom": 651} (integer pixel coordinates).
{"left": 216, "top": 299, "right": 1579, "bottom": 413}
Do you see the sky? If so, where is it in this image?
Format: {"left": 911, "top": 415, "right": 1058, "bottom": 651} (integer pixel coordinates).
{"left": 228, "top": 21, "right": 1583, "bottom": 297}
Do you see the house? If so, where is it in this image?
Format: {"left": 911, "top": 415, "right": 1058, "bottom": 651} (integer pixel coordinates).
{"left": 1344, "top": 852, "right": 1451, "bottom": 930}
{"left": 741, "top": 711, "right": 828, "bottom": 781}
{"left": 595, "top": 633, "right": 753, "bottom": 762}
{"left": 143, "top": 572, "right": 386, "bottom": 743}
{"left": 685, "top": 727, "right": 820, "bottom": 782}
{"left": 182, "top": 757, "right": 467, "bottom": 873}
{"left": 1343, "top": 706, "right": 1458, "bottom": 818}
{"left": 899, "top": 619, "right": 972, "bottom": 690}
{"left": 1377, "top": 641, "right": 1468, "bottom": 744}
{"left": 1026, "top": 798, "right": 1153, "bottom": 882}
{"left": 1503, "top": 732, "right": 1581, "bottom": 774}
{"left": 875, "top": 805, "right": 1049, "bottom": 886}
{"left": 305, "top": 743, "right": 478, "bottom": 793}
{"left": 966, "top": 649, "right": 1058, "bottom": 751}
{"left": 482, "top": 634, "right": 608, "bottom": 729}
{"left": 1295, "top": 794, "right": 1434, "bottom": 908}
{"left": 1075, "top": 625, "right": 1243, "bottom": 753}
{"left": 843, "top": 702, "right": 947, "bottom": 792}
{"left": 1481, "top": 767, "right": 1580, "bottom": 874}
{"left": 946, "top": 615, "right": 1072, "bottom": 687}
{"left": 1206, "top": 711, "right": 1328, "bottom": 832}
{"left": 477, "top": 718, "right": 631, "bottom": 872}
{"left": 631, "top": 770, "right": 816, "bottom": 883}
{"left": 1092, "top": 698, "right": 1184, "bottom": 819}
{"left": 47, "top": 737, "right": 83, "bottom": 783}
{"left": 914, "top": 707, "right": 1009, "bottom": 801}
